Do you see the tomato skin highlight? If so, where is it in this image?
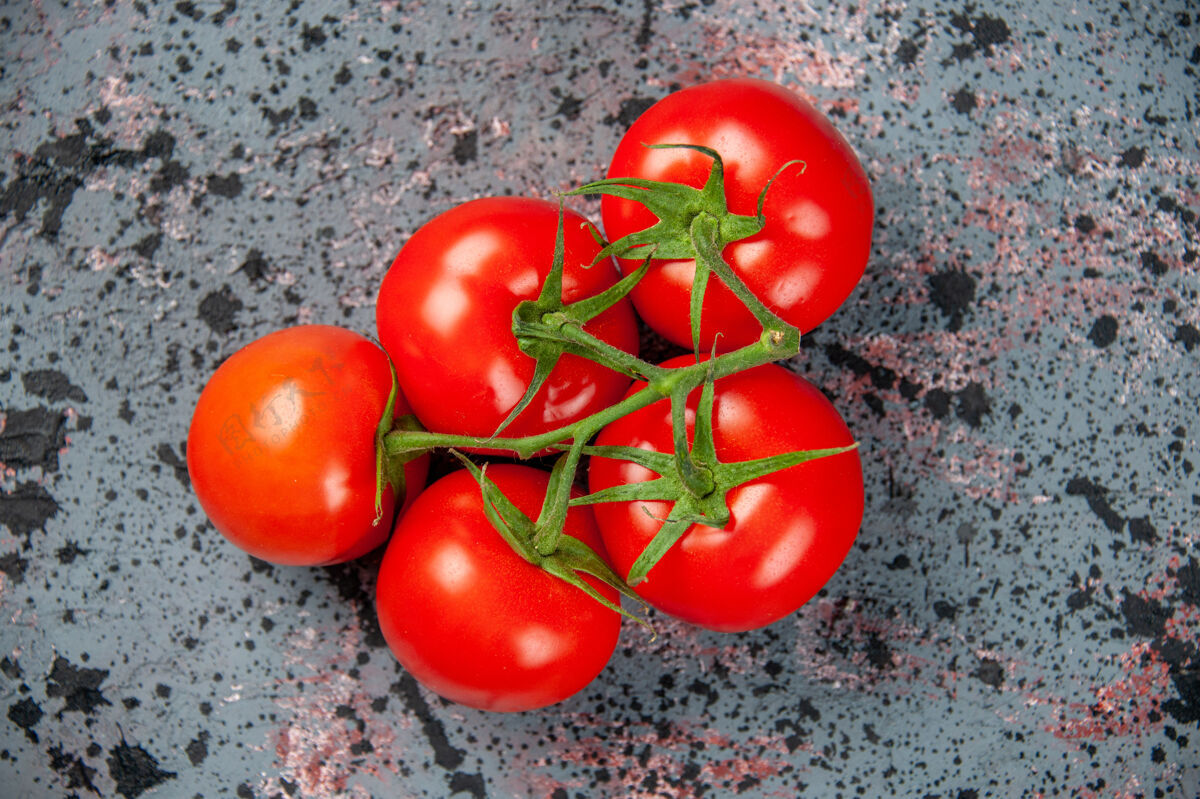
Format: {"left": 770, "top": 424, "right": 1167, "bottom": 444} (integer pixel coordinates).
{"left": 375, "top": 465, "right": 621, "bottom": 712}
{"left": 588, "top": 357, "right": 863, "bottom": 632}
{"left": 186, "top": 325, "right": 428, "bottom": 566}
{"left": 602, "top": 78, "right": 874, "bottom": 351}
{"left": 375, "top": 196, "right": 640, "bottom": 444}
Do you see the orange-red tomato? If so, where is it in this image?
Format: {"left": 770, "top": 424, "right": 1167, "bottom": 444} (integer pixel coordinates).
{"left": 602, "top": 79, "right": 874, "bottom": 351}
{"left": 375, "top": 465, "right": 621, "bottom": 712}
{"left": 187, "top": 325, "right": 427, "bottom": 566}
{"left": 589, "top": 358, "right": 863, "bottom": 632}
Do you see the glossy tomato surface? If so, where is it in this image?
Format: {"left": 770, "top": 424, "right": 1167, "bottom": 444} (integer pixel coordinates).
{"left": 187, "top": 325, "right": 428, "bottom": 566}
{"left": 588, "top": 357, "right": 863, "bottom": 632}
{"left": 602, "top": 78, "right": 874, "bottom": 351}
{"left": 375, "top": 465, "right": 621, "bottom": 712}
{"left": 376, "top": 197, "right": 640, "bottom": 443}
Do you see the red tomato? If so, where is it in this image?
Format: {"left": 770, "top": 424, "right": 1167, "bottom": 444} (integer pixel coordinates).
{"left": 376, "top": 197, "right": 640, "bottom": 444}
{"left": 601, "top": 78, "right": 874, "bottom": 351}
{"left": 187, "top": 325, "right": 428, "bottom": 566}
{"left": 588, "top": 357, "right": 863, "bottom": 632}
{"left": 375, "top": 465, "right": 621, "bottom": 712}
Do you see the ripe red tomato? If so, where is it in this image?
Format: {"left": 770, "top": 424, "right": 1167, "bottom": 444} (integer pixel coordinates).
{"left": 187, "top": 325, "right": 428, "bottom": 566}
{"left": 375, "top": 464, "right": 621, "bottom": 712}
{"left": 588, "top": 357, "right": 863, "bottom": 632}
{"left": 601, "top": 78, "right": 874, "bottom": 351}
{"left": 376, "top": 197, "right": 640, "bottom": 443}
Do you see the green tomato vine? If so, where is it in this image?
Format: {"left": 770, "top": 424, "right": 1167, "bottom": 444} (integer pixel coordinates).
{"left": 376, "top": 145, "right": 857, "bottom": 627}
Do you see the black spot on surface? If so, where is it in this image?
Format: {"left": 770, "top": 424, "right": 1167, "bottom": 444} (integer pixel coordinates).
{"left": 0, "top": 120, "right": 138, "bottom": 238}
{"left": 1065, "top": 476, "right": 1124, "bottom": 533}
{"left": 1177, "top": 558, "right": 1200, "bottom": 607}
{"left": 555, "top": 93, "right": 583, "bottom": 120}
{"left": 21, "top": 369, "right": 88, "bottom": 404}
{"left": 197, "top": 285, "right": 243, "bottom": 334}
{"left": 1087, "top": 315, "right": 1118, "bottom": 347}
{"left": 607, "top": 96, "right": 655, "bottom": 128}
{"left": 186, "top": 731, "right": 210, "bottom": 765}
{"left": 823, "top": 343, "right": 897, "bottom": 389}
{"left": 301, "top": 22, "right": 327, "bottom": 50}
{"left": 449, "top": 771, "right": 488, "bottom": 799}
{"left": 863, "top": 633, "right": 894, "bottom": 670}
{"left": 148, "top": 158, "right": 190, "bottom": 194}
{"left": 0, "top": 481, "right": 61, "bottom": 542}
{"left": 1074, "top": 214, "right": 1097, "bottom": 233}
{"left": 238, "top": 248, "right": 272, "bottom": 284}
{"left": 1140, "top": 249, "right": 1168, "bottom": 276}
{"left": 7, "top": 696, "right": 43, "bottom": 742}
{"left": 56, "top": 540, "right": 89, "bottom": 564}
{"left": 0, "top": 551, "right": 28, "bottom": 584}
{"left": 174, "top": 1, "right": 203, "bottom": 21}
{"left": 48, "top": 744, "right": 99, "bottom": 794}
{"left": 1127, "top": 516, "right": 1158, "bottom": 545}
{"left": 949, "top": 10, "right": 1012, "bottom": 60}
{"left": 924, "top": 387, "right": 951, "bottom": 419}
{"left": 0, "top": 406, "right": 68, "bottom": 471}
{"left": 895, "top": 37, "right": 921, "bottom": 65}
{"left": 972, "top": 657, "right": 1004, "bottom": 689}
{"left": 1163, "top": 669, "right": 1200, "bottom": 725}
{"left": 452, "top": 130, "right": 478, "bottom": 165}
{"left": 1119, "top": 145, "right": 1146, "bottom": 168}
{"left": 205, "top": 172, "right": 243, "bottom": 199}
{"left": 46, "top": 656, "right": 112, "bottom": 716}
{"left": 390, "top": 674, "right": 465, "bottom": 771}
{"left": 955, "top": 382, "right": 992, "bottom": 428}
{"left": 333, "top": 63, "right": 352, "bottom": 85}
{"left": 1120, "top": 590, "right": 1171, "bottom": 638}
{"left": 107, "top": 739, "right": 176, "bottom": 799}
{"left": 132, "top": 231, "right": 162, "bottom": 258}
{"left": 156, "top": 443, "right": 190, "bottom": 488}
{"left": 951, "top": 87, "right": 977, "bottom": 114}
{"left": 1175, "top": 323, "right": 1200, "bottom": 352}
{"left": 927, "top": 269, "right": 976, "bottom": 330}
{"left": 933, "top": 599, "right": 958, "bottom": 620}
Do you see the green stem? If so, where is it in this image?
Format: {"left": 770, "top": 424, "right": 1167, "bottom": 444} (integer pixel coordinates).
{"left": 382, "top": 329, "right": 794, "bottom": 461}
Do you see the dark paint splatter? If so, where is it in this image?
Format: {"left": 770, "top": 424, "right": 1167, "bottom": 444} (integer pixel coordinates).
{"left": 21, "top": 370, "right": 88, "bottom": 404}
{"left": 1065, "top": 477, "right": 1124, "bottom": 533}
{"left": 0, "top": 406, "right": 68, "bottom": 471}
{"left": 1175, "top": 323, "right": 1199, "bottom": 352}
{"left": 7, "top": 697, "right": 43, "bottom": 742}
{"left": 951, "top": 87, "right": 977, "bottom": 114}
{"left": 389, "top": 675, "right": 465, "bottom": 771}
{"left": 1087, "top": 315, "right": 1118, "bottom": 347}
{"left": 205, "top": 172, "right": 243, "bottom": 199}
{"left": 955, "top": 382, "right": 991, "bottom": 428}
{"left": 107, "top": 740, "right": 176, "bottom": 799}
{"left": 927, "top": 269, "right": 976, "bottom": 330}
{"left": 46, "top": 656, "right": 112, "bottom": 716}
{"left": 1120, "top": 591, "right": 1171, "bottom": 639}
{"left": 973, "top": 657, "right": 1004, "bottom": 689}
{"left": 0, "top": 481, "right": 61, "bottom": 542}
{"left": 155, "top": 443, "right": 190, "bottom": 489}
{"left": 197, "top": 285, "right": 244, "bottom": 334}
{"left": 48, "top": 744, "right": 100, "bottom": 794}
{"left": 0, "top": 551, "right": 29, "bottom": 584}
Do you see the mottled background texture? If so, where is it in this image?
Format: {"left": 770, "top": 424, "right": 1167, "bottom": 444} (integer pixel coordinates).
{"left": 1, "top": 0, "right": 1198, "bottom": 797}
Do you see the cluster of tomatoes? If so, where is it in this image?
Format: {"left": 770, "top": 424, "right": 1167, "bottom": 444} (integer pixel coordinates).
{"left": 187, "top": 79, "right": 873, "bottom": 712}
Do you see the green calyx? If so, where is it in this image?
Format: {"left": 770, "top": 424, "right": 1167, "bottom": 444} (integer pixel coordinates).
{"left": 372, "top": 357, "right": 427, "bottom": 526}
{"left": 568, "top": 144, "right": 805, "bottom": 357}
{"left": 454, "top": 451, "right": 651, "bottom": 631}
{"left": 567, "top": 366, "right": 858, "bottom": 585}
